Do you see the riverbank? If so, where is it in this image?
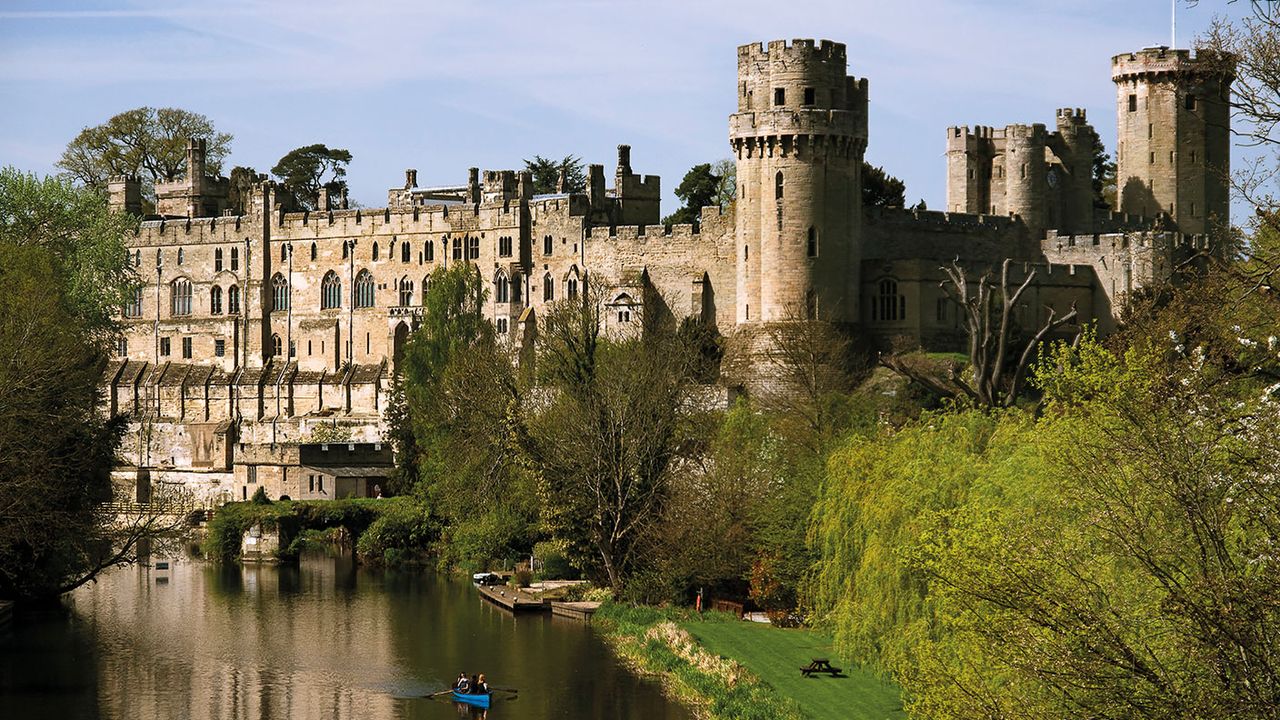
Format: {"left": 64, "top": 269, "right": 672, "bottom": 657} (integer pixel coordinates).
{"left": 592, "top": 604, "right": 904, "bottom": 720}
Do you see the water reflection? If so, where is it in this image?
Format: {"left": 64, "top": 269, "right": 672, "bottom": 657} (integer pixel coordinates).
{"left": 0, "top": 553, "right": 689, "bottom": 720}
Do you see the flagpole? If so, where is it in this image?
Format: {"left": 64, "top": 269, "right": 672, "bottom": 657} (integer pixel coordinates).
{"left": 1172, "top": 0, "right": 1177, "bottom": 48}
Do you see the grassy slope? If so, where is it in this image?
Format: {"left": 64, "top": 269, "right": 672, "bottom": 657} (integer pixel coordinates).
{"left": 679, "top": 618, "right": 905, "bottom": 720}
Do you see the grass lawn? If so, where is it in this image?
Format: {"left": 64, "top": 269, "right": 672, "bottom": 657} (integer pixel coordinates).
{"left": 680, "top": 617, "right": 905, "bottom": 720}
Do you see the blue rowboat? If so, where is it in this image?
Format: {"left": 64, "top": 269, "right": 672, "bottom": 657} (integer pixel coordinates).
{"left": 452, "top": 691, "right": 491, "bottom": 708}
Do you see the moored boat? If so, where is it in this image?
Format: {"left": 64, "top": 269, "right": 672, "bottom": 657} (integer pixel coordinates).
{"left": 451, "top": 690, "right": 491, "bottom": 708}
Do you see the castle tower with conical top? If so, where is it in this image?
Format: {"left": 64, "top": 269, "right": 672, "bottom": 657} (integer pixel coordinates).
{"left": 1113, "top": 46, "right": 1233, "bottom": 236}
{"left": 730, "top": 39, "right": 868, "bottom": 325}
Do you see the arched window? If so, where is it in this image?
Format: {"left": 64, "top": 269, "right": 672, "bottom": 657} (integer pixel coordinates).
{"left": 342, "top": 242, "right": 349, "bottom": 260}
{"left": 210, "top": 285, "right": 223, "bottom": 315}
{"left": 567, "top": 276, "right": 579, "bottom": 300}
{"left": 425, "top": 240, "right": 435, "bottom": 262}
{"left": 271, "top": 333, "right": 282, "bottom": 358}
{"left": 421, "top": 276, "right": 430, "bottom": 306}
{"left": 310, "top": 242, "right": 317, "bottom": 261}
{"left": 775, "top": 171, "right": 784, "bottom": 200}
{"left": 280, "top": 244, "right": 287, "bottom": 262}
{"left": 170, "top": 278, "right": 192, "bottom": 316}
{"left": 495, "top": 272, "right": 510, "bottom": 303}
{"left": 372, "top": 242, "right": 379, "bottom": 261}
{"left": 133, "top": 249, "right": 141, "bottom": 267}
{"left": 321, "top": 271, "right": 341, "bottom": 310}
{"left": 271, "top": 273, "right": 289, "bottom": 312}
{"left": 228, "top": 285, "right": 240, "bottom": 314}
{"left": 543, "top": 273, "right": 554, "bottom": 302}
{"left": 355, "top": 270, "right": 375, "bottom": 308}
{"left": 876, "top": 278, "right": 905, "bottom": 322}
{"left": 177, "top": 248, "right": 184, "bottom": 265}
{"left": 124, "top": 287, "right": 143, "bottom": 318}
{"left": 806, "top": 227, "right": 818, "bottom": 258}
{"left": 452, "top": 237, "right": 462, "bottom": 260}
{"left": 401, "top": 242, "right": 411, "bottom": 263}
{"left": 398, "top": 277, "right": 414, "bottom": 306}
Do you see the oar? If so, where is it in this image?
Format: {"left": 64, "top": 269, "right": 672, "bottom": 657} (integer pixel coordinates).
{"left": 425, "top": 689, "right": 454, "bottom": 698}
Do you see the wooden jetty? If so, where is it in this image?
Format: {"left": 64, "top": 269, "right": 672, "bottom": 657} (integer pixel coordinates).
{"left": 550, "top": 601, "right": 601, "bottom": 621}
{"left": 475, "top": 582, "right": 549, "bottom": 612}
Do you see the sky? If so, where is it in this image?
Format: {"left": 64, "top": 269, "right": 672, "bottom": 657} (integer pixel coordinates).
{"left": 0, "top": 0, "right": 1251, "bottom": 212}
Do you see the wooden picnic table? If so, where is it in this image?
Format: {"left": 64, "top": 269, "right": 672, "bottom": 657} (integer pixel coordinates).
{"left": 800, "top": 658, "right": 843, "bottom": 677}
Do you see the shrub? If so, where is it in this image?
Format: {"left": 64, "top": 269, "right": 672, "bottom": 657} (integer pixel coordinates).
{"left": 511, "top": 568, "right": 533, "bottom": 587}
{"left": 355, "top": 501, "right": 437, "bottom": 565}
{"left": 533, "top": 540, "right": 578, "bottom": 580}
{"left": 250, "top": 486, "right": 271, "bottom": 504}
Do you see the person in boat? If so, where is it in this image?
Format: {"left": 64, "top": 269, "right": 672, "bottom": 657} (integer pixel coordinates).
{"left": 474, "top": 674, "right": 490, "bottom": 695}
{"left": 454, "top": 672, "right": 470, "bottom": 692}
{"left": 469, "top": 674, "right": 479, "bottom": 694}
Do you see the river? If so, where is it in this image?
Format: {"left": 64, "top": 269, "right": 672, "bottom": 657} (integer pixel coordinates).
{"left": 0, "top": 552, "right": 690, "bottom": 720}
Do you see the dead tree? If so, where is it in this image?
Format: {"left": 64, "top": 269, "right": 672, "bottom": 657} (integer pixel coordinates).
{"left": 882, "top": 258, "right": 1078, "bottom": 407}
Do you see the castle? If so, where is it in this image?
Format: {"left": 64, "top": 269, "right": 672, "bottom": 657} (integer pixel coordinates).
{"left": 101, "top": 40, "right": 1232, "bottom": 506}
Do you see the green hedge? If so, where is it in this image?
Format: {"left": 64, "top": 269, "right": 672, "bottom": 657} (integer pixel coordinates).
{"left": 203, "top": 497, "right": 436, "bottom": 564}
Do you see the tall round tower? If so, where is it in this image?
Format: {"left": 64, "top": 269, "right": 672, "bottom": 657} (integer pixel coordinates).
{"left": 730, "top": 39, "right": 868, "bottom": 325}
{"left": 1113, "top": 47, "right": 1233, "bottom": 236}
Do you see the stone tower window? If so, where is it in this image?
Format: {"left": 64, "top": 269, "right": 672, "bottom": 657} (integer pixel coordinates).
{"left": 280, "top": 244, "right": 287, "bottom": 262}
{"left": 807, "top": 227, "right": 818, "bottom": 258}
{"left": 228, "top": 285, "right": 240, "bottom": 314}
{"left": 230, "top": 247, "right": 239, "bottom": 271}
{"left": 311, "top": 243, "right": 318, "bottom": 261}
{"left": 402, "top": 242, "right": 411, "bottom": 263}
{"left": 124, "top": 287, "right": 143, "bottom": 318}
{"left": 271, "top": 334, "right": 282, "bottom": 358}
{"left": 271, "top": 273, "right": 289, "bottom": 312}
{"left": 774, "top": 88, "right": 785, "bottom": 106}
{"left": 452, "top": 237, "right": 462, "bottom": 260}
{"left": 321, "top": 271, "right": 342, "bottom": 310}
{"left": 1185, "top": 94, "right": 1198, "bottom": 111}
{"left": 373, "top": 242, "right": 379, "bottom": 261}
{"left": 744, "top": 245, "right": 749, "bottom": 261}
{"left": 215, "top": 248, "right": 224, "bottom": 272}
{"left": 543, "top": 273, "right": 554, "bottom": 302}
{"left": 342, "top": 242, "right": 349, "bottom": 260}
{"left": 170, "top": 278, "right": 192, "bottom": 316}
{"left": 543, "top": 235, "right": 554, "bottom": 256}
{"left": 803, "top": 87, "right": 815, "bottom": 106}
{"left": 355, "top": 270, "right": 374, "bottom": 308}
{"left": 211, "top": 285, "right": 223, "bottom": 315}
{"left": 398, "top": 277, "right": 414, "bottom": 307}
{"left": 177, "top": 248, "right": 184, "bottom": 265}
{"left": 468, "top": 236, "right": 480, "bottom": 260}
{"left": 567, "top": 275, "right": 579, "bottom": 299}
{"left": 499, "top": 236, "right": 513, "bottom": 258}
{"left": 1128, "top": 94, "right": 1137, "bottom": 112}
{"left": 495, "top": 271, "right": 510, "bottom": 303}
{"left": 182, "top": 337, "right": 192, "bottom": 359}
{"left": 426, "top": 241, "right": 435, "bottom": 262}
{"left": 775, "top": 172, "right": 784, "bottom": 201}
{"left": 876, "top": 278, "right": 905, "bottom": 322}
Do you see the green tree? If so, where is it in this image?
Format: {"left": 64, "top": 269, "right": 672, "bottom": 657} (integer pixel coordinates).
{"left": 0, "top": 169, "right": 179, "bottom": 602}
{"left": 524, "top": 154, "right": 586, "bottom": 194}
{"left": 665, "top": 163, "right": 721, "bottom": 225}
{"left": 271, "top": 144, "right": 352, "bottom": 210}
{"left": 862, "top": 161, "right": 905, "bottom": 208}
{"left": 1092, "top": 136, "right": 1117, "bottom": 208}
{"left": 57, "top": 107, "right": 232, "bottom": 193}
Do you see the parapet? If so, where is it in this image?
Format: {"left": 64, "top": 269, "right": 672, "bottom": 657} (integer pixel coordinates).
{"left": 946, "top": 125, "right": 998, "bottom": 153}
{"left": 1112, "top": 46, "right": 1234, "bottom": 82}
{"left": 738, "top": 38, "right": 846, "bottom": 64}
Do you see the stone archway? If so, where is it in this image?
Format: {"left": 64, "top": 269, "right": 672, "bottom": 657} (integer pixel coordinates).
{"left": 392, "top": 321, "right": 410, "bottom": 374}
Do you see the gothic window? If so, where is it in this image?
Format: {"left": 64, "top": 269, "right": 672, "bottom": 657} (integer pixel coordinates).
{"left": 228, "top": 285, "right": 240, "bottom": 314}
{"left": 421, "top": 276, "right": 430, "bottom": 306}
{"left": 310, "top": 243, "right": 317, "bottom": 261}
{"left": 170, "top": 278, "right": 192, "bottom": 316}
{"left": 271, "top": 333, "right": 282, "bottom": 357}
{"left": 543, "top": 235, "right": 553, "bottom": 256}
{"left": 499, "top": 236, "right": 512, "bottom": 257}
{"left": 496, "top": 317, "right": 509, "bottom": 334}
{"left": 398, "top": 277, "right": 413, "bottom": 306}
{"left": 543, "top": 273, "right": 554, "bottom": 302}
{"left": 230, "top": 247, "right": 239, "bottom": 271}
{"left": 495, "top": 272, "right": 510, "bottom": 303}
{"left": 215, "top": 248, "right": 224, "bottom": 272}
{"left": 806, "top": 227, "right": 818, "bottom": 258}
{"left": 271, "top": 273, "right": 289, "bottom": 312}
{"left": 775, "top": 172, "right": 783, "bottom": 201}
{"left": 321, "top": 271, "right": 341, "bottom": 310}
{"left": 211, "top": 285, "right": 223, "bottom": 315}
{"left": 567, "top": 275, "right": 579, "bottom": 300}
{"left": 355, "top": 270, "right": 375, "bottom": 308}
{"left": 468, "top": 236, "right": 480, "bottom": 260}
{"left": 452, "top": 237, "right": 462, "bottom": 260}
{"left": 402, "top": 241, "right": 411, "bottom": 263}
{"left": 876, "top": 278, "right": 905, "bottom": 322}
{"left": 177, "top": 248, "right": 184, "bottom": 266}
{"left": 426, "top": 240, "right": 435, "bottom": 262}
{"left": 124, "top": 287, "right": 143, "bottom": 318}
{"left": 372, "top": 242, "right": 379, "bottom": 261}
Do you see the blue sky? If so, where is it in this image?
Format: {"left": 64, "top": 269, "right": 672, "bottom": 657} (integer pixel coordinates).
{"left": 0, "top": 0, "right": 1247, "bottom": 212}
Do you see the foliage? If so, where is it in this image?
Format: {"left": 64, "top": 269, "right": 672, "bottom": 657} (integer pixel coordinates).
{"left": 862, "top": 162, "right": 906, "bottom": 208}
{"left": 533, "top": 540, "right": 577, "bottom": 580}
{"left": 524, "top": 154, "right": 585, "bottom": 194}
{"left": 354, "top": 500, "right": 436, "bottom": 565}
{"left": 250, "top": 486, "right": 271, "bottom": 505}
{"left": 271, "top": 143, "right": 352, "bottom": 210}
{"left": 510, "top": 568, "right": 533, "bottom": 588}
{"left": 0, "top": 169, "right": 170, "bottom": 602}
{"left": 1091, "top": 136, "right": 1117, "bottom": 208}
{"left": 56, "top": 107, "right": 232, "bottom": 197}
{"left": 307, "top": 423, "right": 353, "bottom": 444}
{"left": 665, "top": 162, "right": 722, "bottom": 225}
{"left": 516, "top": 287, "right": 705, "bottom": 593}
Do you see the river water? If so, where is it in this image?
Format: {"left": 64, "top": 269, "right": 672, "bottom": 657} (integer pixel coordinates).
{"left": 0, "top": 552, "right": 690, "bottom": 720}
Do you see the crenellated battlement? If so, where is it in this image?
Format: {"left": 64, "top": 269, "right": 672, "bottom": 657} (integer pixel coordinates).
{"left": 738, "top": 38, "right": 846, "bottom": 64}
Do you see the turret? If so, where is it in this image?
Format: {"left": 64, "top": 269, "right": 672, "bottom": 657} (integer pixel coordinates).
{"left": 730, "top": 39, "right": 868, "bottom": 324}
{"left": 946, "top": 126, "right": 996, "bottom": 214}
{"left": 1003, "top": 123, "right": 1048, "bottom": 238}
{"left": 1113, "top": 46, "right": 1233, "bottom": 236}
{"left": 107, "top": 175, "right": 142, "bottom": 216}
{"left": 1053, "top": 108, "right": 1097, "bottom": 234}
